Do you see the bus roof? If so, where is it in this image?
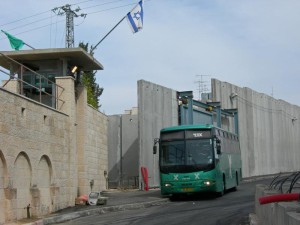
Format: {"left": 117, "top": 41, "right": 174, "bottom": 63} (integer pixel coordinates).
{"left": 161, "top": 124, "right": 214, "bottom": 132}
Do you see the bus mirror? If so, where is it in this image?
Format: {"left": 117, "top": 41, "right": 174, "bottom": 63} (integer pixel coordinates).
{"left": 153, "top": 138, "right": 159, "bottom": 154}
{"left": 217, "top": 145, "right": 221, "bottom": 154}
{"left": 153, "top": 146, "right": 157, "bottom": 154}
{"left": 216, "top": 139, "right": 221, "bottom": 154}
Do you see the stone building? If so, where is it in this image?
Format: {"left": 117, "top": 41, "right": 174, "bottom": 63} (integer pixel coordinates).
{"left": 0, "top": 48, "right": 108, "bottom": 223}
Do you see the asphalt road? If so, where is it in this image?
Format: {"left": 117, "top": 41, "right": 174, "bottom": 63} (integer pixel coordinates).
{"left": 57, "top": 179, "right": 271, "bottom": 225}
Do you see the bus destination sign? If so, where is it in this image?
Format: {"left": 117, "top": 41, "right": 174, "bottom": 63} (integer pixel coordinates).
{"left": 185, "top": 130, "right": 211, "bottom": 139}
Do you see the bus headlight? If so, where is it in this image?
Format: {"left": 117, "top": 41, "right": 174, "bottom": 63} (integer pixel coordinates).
{"left": 164, "top": 183, "right": 172, "bottom": 187}
{"left": 204, "top": 181, "right": 211, "bottom": 186}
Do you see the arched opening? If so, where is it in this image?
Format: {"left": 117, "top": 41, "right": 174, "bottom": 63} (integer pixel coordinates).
{"left": 13, "top": 152, "right": 32, "bottom": 220}
{"left": 37, "top": 155, "right": 53, "bottom": 216}
{"left": 0, "top": 150, "right": 8, "bottom": 224}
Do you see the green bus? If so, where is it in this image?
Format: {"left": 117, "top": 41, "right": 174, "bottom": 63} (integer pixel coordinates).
{"left": 153, "top": 124, "right": 241, "bottom": 196}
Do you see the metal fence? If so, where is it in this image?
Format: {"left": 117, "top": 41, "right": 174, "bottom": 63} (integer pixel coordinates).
{"left": 0, "top": 53, "right": 65, "bottom": 110}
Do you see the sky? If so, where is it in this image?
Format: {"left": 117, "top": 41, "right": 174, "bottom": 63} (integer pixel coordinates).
{"left": 1, "top": 0, "right": 300, "bottom": 115}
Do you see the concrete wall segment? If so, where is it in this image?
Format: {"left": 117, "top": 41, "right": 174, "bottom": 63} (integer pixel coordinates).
{"left": 138, "top": 80, "right": 178, "bottom": 188}
{"left": 212, "top": 79, "right": 300, "bottom": 178}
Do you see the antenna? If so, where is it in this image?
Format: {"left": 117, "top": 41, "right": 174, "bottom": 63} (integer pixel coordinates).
{"left": 194, "top": 75, "right": 211, "bottom": 101}
{"left": 52, "top": 5, "right": 86, "bottom": 48}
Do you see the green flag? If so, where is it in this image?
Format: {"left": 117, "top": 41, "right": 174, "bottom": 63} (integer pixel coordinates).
{"left": 1, "top": 30, "right": 24, "bottom": 50}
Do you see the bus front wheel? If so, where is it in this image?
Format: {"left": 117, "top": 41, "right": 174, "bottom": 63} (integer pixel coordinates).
{"left": 217, "top": 176, "right": 226, "bottom": 197}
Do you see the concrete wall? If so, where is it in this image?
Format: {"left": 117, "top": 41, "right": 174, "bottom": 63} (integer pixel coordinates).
{"left": 107, "top": 113, "right": 139, "bottom": 189}
{"left": 110, "top": 78, "right": 300, "bottom": 191}
{"left": 253, "top": 184, "right": 300, "bottom": 225}
{"left": 0, "top": 78, "right": 108, "bottom": 223}
{"left": 107, "top": 115, "right": 121, "bottom": 188}
{"left": 211, "top": 79, "right": 300, "bottom": 177}
{"left": 138, "top": 80, "right": 178, "bottom": 188}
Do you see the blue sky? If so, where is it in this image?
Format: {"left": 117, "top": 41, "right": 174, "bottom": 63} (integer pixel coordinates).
{"left": 1, "top": 0, "right": 300, "bottom": 115}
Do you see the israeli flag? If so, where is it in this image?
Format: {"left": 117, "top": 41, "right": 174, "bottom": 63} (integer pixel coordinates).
{"left": 126, "top": 0, "right": 144, "bottom": 33}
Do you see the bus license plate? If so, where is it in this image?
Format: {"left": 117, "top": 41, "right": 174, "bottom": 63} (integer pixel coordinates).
{"left": 182, "top": 187, "right": 193, "bottom": 192}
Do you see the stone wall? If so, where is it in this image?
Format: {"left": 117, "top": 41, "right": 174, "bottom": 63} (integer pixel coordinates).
{"left": 0, "top": 78, "right": 108, "bottom": 223}
{"left": 75, "top": 85, "right": 108, "bottom": 195}
{"left": 0, "top": 87, "right": 71, "bottom": 222}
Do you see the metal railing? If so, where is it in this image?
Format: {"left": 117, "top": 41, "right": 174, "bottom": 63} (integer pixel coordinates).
{"left": 0, "top": 53, "right": 65, "bottom": 110}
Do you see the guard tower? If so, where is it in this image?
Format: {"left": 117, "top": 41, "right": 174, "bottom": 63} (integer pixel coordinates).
{"left": 0, "top": 48, "right": 103, "bottom": 108}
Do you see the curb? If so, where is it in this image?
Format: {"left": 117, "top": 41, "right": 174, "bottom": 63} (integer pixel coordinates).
{"left": 37, "top": 198, "right": 168, "bottom": 225}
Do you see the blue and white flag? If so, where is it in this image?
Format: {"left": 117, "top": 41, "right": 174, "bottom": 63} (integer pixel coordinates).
{"left": 126, "top": 0, "right": 144, "bottom": 33}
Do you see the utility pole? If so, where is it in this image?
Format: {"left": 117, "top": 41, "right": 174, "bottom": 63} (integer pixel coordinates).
{"left": 52, "top": 5, "right": 86, "bottom": 48}
{"left": 195, "top": 75, "right": 210, "bottom": 101}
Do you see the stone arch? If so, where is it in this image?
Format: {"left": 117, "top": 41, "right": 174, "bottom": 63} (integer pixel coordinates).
{"left": 36, "top": 155, "right": 53, "bottom": 216}
{"left": 0, "top": 150, "right": 8, "bottom": 224}
{"left": 13, "top": 152, "right": 32, "bottom": 220}
{"left": 0, "top": 150, "right": 8, "bottom": 188}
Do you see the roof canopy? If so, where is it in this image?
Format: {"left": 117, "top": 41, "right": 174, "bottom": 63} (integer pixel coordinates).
{"left": 0, "top": 48, "right": 104, "bottom": 71}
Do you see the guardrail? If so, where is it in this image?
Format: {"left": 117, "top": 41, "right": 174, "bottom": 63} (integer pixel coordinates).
{"left": 0, "top": 53, "right": 65, "bottom": 110}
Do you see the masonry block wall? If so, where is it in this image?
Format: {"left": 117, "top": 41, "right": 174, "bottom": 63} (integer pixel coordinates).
{"left": 211, "top": 79, "right": 300, "bottom": 177}
{"left": 0, "top": 77, "right": 108, "bottom": 224}
{"left": 0, "top": 87, "right": 71, "bottom": 222}
{"left": 75, "top": 85, "right": 108, "bottom": 195}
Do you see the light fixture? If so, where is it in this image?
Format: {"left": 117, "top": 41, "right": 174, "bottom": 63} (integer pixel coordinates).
{"left": 230, "top": 93, "right": 238, "bottom": 102}
{"left": 71, "top": 66, "right": 78, "bottom": 73}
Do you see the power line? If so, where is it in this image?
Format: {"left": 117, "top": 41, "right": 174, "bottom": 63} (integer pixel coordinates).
{"left": 0, "top": 10, "right": 51, "bottom": 27}
{"left": 0, "top": 0, "right": 152, "bottom": 45}
{"left": 5, "top": 16, "right": 54, "bottom": 32}
{"left": 0, "top": 20, "right": 65, "bottom": 41}
{"left": 87, "top": 2, "right": 136, "bottom": 15}
{"left": 81, "top": 0, "right": 128, "bottom": 10}
{"left": 0, "top": 0, "right": 93, "bottom": 27}
{"left": 53, "top": 4, "right": 87, "bottom": 48}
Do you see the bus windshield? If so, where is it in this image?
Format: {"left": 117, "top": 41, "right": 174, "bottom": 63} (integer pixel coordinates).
{"left": 160, "top": 138, "right": 214, "bottom": 173}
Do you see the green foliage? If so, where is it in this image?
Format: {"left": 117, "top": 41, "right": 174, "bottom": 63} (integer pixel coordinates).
{"left": 78, "top": 42, "right": 104, "bottom": 109}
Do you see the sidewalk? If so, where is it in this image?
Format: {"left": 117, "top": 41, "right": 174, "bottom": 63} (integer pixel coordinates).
{"left": 8, "top": 189, "right": 168, "bottom": 225}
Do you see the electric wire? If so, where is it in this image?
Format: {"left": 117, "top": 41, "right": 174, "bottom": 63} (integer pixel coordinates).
{"left": 268, "top": 172, "right": 300, "bottom": 194}
{"left": 0, "top": 0, "right": 95, "bottom": 27}
{"left": 236, "top": 96, "right": 297, "bottom": 120}
{"left": 81, "top": 0, "right": 128, "bottom": 10}
{"left": 0, "top": 0, "right": 139, "bottom": 40}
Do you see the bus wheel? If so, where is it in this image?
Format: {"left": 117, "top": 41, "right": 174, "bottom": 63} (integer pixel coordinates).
{"left": 217, "top": 176, "right": 226, "bottom": 197}
{"left": 232, "top": 172, "right": 238, "bottom": 191}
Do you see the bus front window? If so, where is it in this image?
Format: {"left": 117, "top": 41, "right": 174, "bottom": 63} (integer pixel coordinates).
{"left": 186, "top": 139, "right": 213, "bottom": 165}
{"left": 160, "top": 139, "right": 214, "bottom": 173}
{"left": 161, "top": 141, "right": 184, "bottom": 166}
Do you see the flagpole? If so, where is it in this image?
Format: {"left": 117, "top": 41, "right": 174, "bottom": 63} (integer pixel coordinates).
{"left": 91, "top": 15, "right": 126, "bottom": 52}
{"left": 1, "top": 30, "right": 35, "bottom": 50}
{"left": 24, "top": 43, "right": 35, "bottom": 50}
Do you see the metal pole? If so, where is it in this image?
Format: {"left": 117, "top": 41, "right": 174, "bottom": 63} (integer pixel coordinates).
{"left": 119, "top": 115, "right": 123, "bottom": 188}
{"left": 188, "top": 97, "right": 193, "bottom": 125}
{"left": 24, "top": 42, "right": 35, "bottom": 50}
